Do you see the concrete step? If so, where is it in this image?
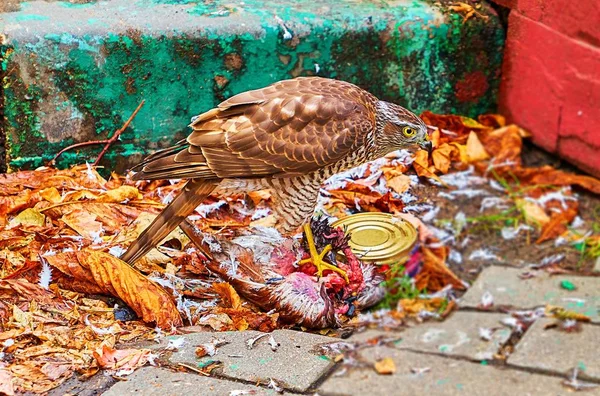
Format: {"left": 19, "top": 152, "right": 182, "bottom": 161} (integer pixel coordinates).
{"left": 0, "top": 0, "right": 504, "bottom": 172}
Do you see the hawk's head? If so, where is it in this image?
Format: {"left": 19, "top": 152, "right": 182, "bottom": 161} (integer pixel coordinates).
{"left": 376, "top": 101, "right": 431, "bottom": 153}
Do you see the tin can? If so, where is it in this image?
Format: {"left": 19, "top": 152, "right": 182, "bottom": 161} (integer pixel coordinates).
{"left": 331, "top": 212, "right": 417, "bottom": 264}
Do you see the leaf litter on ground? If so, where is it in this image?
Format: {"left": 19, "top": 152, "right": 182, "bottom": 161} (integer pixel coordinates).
{"left": 0, "top": 111, "right": 599, "bottom": 392}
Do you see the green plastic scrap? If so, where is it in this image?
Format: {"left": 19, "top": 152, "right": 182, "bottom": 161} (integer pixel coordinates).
{"left": 560, "top": 280, "right": 577, "bottom": 291}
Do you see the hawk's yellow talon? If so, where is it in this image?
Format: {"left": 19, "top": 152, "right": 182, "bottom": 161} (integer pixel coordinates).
{"left": 301, "top": 224, "right": 349, "bottom": 283}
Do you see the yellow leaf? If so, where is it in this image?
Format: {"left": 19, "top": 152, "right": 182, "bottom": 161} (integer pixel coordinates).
{"left": 466, "top": 131, "right": 490, "bottom": 163}
{"left": 12, "top": 305, "right": 33, "bottom": 329}
{"left": 516, "top": 198, "right": 550, "bottom": 226}
{"left": 250, "top": 214, "right": 277, "bottom": 228}
{"left": 374, "top": 357, "right": 396, "bottom": 375}
{"left": 97, "top": 186, "right": 142, "bottom": 203}
{"left": 450, "top": 142, "right": 468, "bottom": 163}
{"left": 8, "top": 208, "right": 45, "bottom": 228}
{"left": 40, "top": 187, "right": 62, "bottom": 203}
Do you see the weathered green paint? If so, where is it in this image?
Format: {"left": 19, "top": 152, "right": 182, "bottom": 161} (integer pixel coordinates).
{"left": 0, "top": 0, "right": 505, "bottom": 173}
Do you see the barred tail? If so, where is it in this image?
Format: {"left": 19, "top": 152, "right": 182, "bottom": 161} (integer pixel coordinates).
{"left": 122, "top": 179, "right": 217, "bottom": 264}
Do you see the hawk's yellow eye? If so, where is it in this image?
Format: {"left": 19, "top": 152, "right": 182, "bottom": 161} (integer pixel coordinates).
{"left": 402, "top": 126, "right": 417, "bottom": 137}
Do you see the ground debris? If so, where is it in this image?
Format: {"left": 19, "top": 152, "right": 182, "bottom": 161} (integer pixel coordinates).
{"left": 2, "top": 110, "right": 599, "bottom": 393}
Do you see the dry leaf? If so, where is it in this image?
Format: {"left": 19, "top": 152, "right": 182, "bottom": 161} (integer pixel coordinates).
{"left": 8, "top": 208, "right": 45, "bottom": 228}
{"left": 416, "top": 247, "right": 466, "bottom": 292}
{"left": 39, "top": 187, "right": 62, "bottom": 203}
{"left": 536, "top": 208, "right": 577, "bottom": 244}
{"left": 93, "top": 344, "right": 151, "bottom": 370}
{"left": 250, "top": 214, "right": 277, "bottom": 228}
{"left": 387, "top": 175, "right": 412, "bottom": 194}
{"left": 97, "top": 185, "right": 142, "bottom": 203}
{"left": 466, "top": 131, "right": 490, "bottom": 162}
{"left": 431, "top": 144, "right": 455, "bottom": 174}
{"left": 412, "top": 150, "right": 444, "bottom": 184}
{"left": 213, "top": 283, "right": 243, "bottom": 310}
{"left": 398, "top": 297, "right": 456, "bottom": 318}
{"left": 514, "top": 167, "right": 600, "bottom": 195}
{"left": 515, "top": 199, "right": 550, "bottom": 226}
{"left": 61, "top": 209, "right": 103, "bottom": 240}
{"left": 478, "top": 114, "right": 506, "bottom": 128}
{"left": 0, "top": 369, "right": 15, "bottom": 395}
{"left": 374, "top": 357, "right": 396, "bottom": 375}
{"left": 76, "top": 250, "right": 183, "bottom": 329}
{"left": 46, "top": 250, "right": 182, "bottom": 329}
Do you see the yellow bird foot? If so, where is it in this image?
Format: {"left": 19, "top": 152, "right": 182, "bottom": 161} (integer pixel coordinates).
{"left": 299, "top": 223, "right": 349, "bottom": 283}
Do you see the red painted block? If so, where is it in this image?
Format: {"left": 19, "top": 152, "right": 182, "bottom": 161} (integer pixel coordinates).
{"left": 498, "top": 11, "right": 600, "bottom": 176}
{"left": 498, "top": 12, "right": 563, "bottom": 153}
{"left": 516, "top": 0, "right": 600, "bottom": 46}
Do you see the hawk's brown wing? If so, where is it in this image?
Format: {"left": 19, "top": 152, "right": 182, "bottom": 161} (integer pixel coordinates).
{"left": 132, "top": 77, "right": 377, "bottom": 180}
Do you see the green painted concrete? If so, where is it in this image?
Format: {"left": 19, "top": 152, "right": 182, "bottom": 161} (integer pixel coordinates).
{"left": 0, "top": 0, "right": 505, "bottom": 173}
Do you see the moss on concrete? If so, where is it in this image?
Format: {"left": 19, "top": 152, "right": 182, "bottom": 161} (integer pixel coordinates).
{"left": 1, "top": 0, "right": 505, "bottom": 173}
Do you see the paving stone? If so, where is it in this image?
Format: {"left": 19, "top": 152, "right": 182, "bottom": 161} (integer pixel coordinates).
{"left": 461, "top": 266, "right": 600, "bottom": 323}
{"left": 395, "top": 311, "right": 512, "bottom": 361}
{"left": 103, "top": 366, "right": 284, "bottom": 396}
{"left": 508, "top": 318, "right": 600, "bottom": 381}
{"left": 345, "top": 329, "right": 402, "bottom": 344}
{"left": 319, "top": 347, "right": 565, "bottom": 396}
{"left": 164, "top": 329, "right": 334, "bottom": 392}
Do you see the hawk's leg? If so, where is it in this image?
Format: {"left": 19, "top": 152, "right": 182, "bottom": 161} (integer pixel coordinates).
{"left": 299, "top": 223, "right": 349, "bottom": 283}
{"left": 267, "top": 175, "right": 349, "bottom": 283}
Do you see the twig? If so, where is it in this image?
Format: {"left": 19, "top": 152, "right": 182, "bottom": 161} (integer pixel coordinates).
{"left": 51, "top": 99, "right": 145, "bottom": 166}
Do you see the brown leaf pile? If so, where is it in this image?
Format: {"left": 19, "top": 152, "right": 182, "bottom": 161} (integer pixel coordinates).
{"left": 420, "top": 112, "right": 600, "bottom": 243}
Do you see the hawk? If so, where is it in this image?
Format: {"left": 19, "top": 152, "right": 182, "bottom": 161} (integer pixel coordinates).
{"left": 122, "top": 77, "right": 431, "bottom": 279}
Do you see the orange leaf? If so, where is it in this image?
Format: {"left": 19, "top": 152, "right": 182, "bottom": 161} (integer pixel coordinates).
{"left": 213, "top": 282, "right": 243, "bottom": 310}
{"left": 93, "top": 344, "right": 151, "bottom": 370}
{"left": 247, "top": 190, "right": 272, "bottom": 205}
{"left": 431, "top": 143, "right": 456, "bottom": 173}
{"left": 478, "top": 125, "right": 523, "bottom": 167}
{"left": 61, "top": 209, "right": 103, "bottom": 240}
{"left": 536, "top": 208, "right": 578, "bottom": 244}
{"left": 415, "top": 247, "right": 466, "bottom": 292}
{"left": 513, "top": 167, "right": 600, "bottom": 194}
{"left": 45, "top": 250, "right": 182, "bottom": 329}
{"left": 421, "top": 111, "right": 491, "bottom": 137}
{"left": 76, "top": 250, "right": 182, "bottom": 329}
{"left": 412, "top": 150, "right": 438, "bottom": 179}
{"left": 477, "top": 114, "right": 506, "bottom": 128}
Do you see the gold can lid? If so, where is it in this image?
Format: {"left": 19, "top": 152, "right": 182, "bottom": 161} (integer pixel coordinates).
{"left": 331, "top": 212, "right": 417, "bottom": 264}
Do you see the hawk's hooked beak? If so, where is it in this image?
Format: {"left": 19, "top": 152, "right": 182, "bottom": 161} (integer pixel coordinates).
{"left": 419, "top": 140, "right": 433, "bottom": 154}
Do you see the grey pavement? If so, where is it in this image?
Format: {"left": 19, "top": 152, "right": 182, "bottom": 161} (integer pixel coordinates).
{"left": 460, "top": 266, "right": 600, "bottom": 323}
{"left": 318, "top": 348, "right": 568, "bottom": 396}
{"left": 508, "top": 318, "right": 600, "bottom": 381}
{"left": 103, "top": 366, "right": 286, "bottom": 396}
{"left": 101, "top": 265, "right": 600, "bottom": 395}
{"left": 163, "top": 329, "right": 334, "bottom": 392}
{"left": 396, "top": 311, "right": 512, "bottom": 361}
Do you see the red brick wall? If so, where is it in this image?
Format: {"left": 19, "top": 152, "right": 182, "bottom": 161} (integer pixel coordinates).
{"left": 495, "top": 0, "right": 600, "bottom": 176}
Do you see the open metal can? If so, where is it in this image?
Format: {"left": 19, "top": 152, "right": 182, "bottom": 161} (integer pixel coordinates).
{"left": 331, "top": 212, "right": 417, "bottom": 265}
